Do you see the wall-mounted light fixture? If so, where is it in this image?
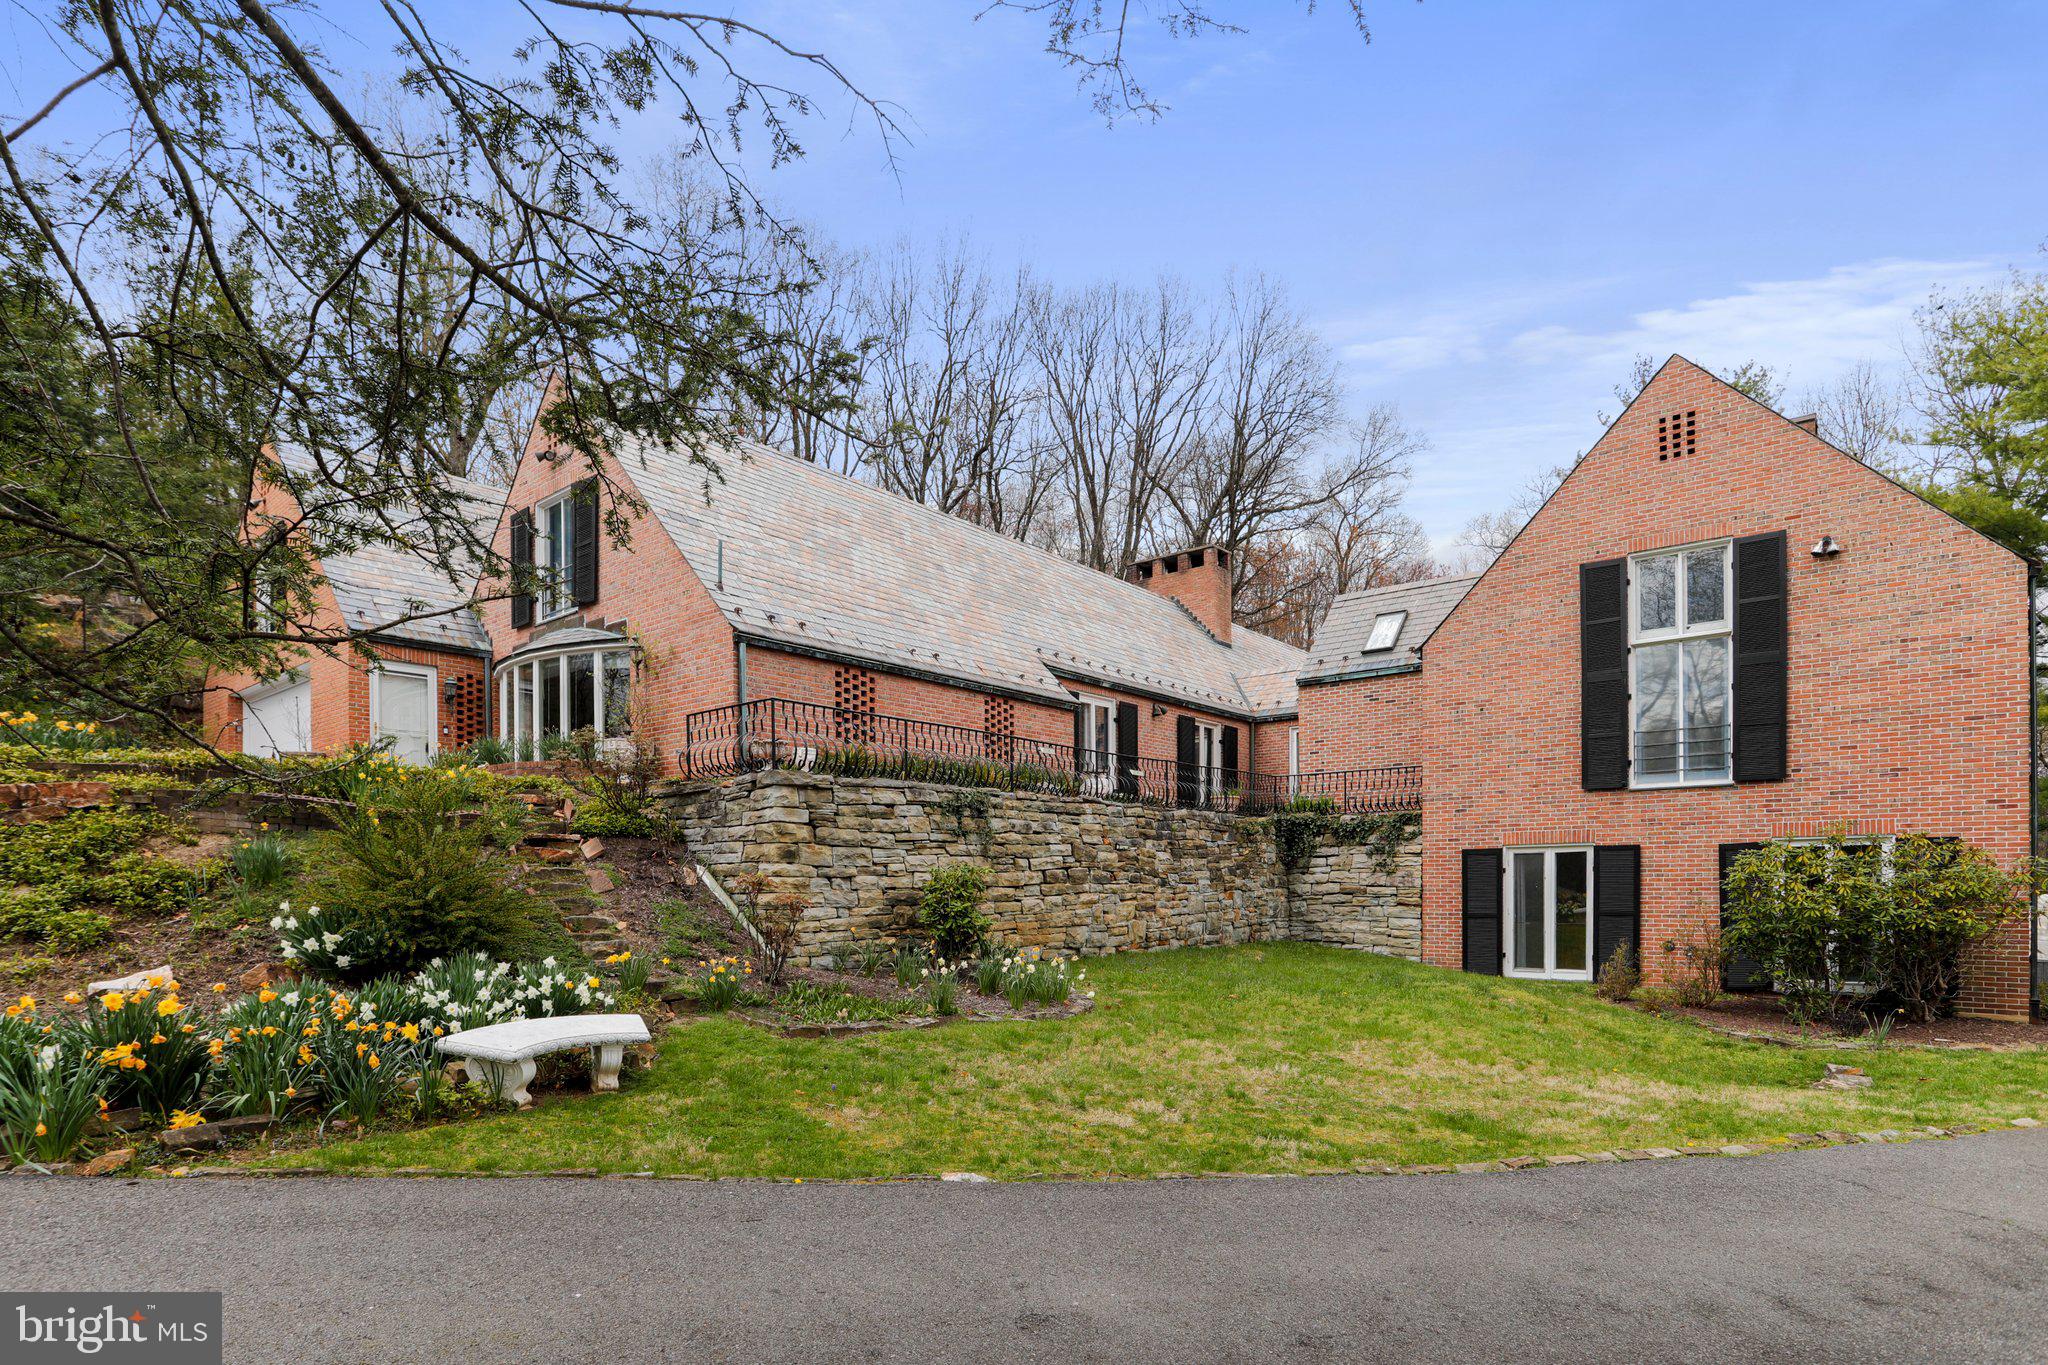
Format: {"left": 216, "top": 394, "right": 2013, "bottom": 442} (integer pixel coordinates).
{"left": 1811, "top": 535, "right": 1841, "bottom": 559}
{"left": 1151, "top": 702, "right": 1168, "bottom": 719}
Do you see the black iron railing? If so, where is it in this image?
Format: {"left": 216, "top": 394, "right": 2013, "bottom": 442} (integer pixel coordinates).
{"left": 681, "top": 697, "right": 1421, "bottom": 815}
{"left": 1633, "top": 722, "right": 1732, "bottom": 782}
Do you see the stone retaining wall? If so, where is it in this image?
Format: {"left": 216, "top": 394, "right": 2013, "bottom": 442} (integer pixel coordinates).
{"left": 658, "top": 770, "right": 1419, "bottom": 966}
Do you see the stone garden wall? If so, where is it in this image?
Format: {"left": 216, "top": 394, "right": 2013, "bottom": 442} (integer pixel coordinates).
{"left": 658, "top": 770, "right": 1420, "bottom": 967}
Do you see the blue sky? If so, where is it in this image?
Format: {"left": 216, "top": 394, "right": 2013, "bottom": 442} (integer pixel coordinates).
{"left": 10, "top": 1, "right": 2046, "bottom": 547}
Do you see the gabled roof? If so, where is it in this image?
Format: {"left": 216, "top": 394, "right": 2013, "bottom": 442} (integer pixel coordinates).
{"left": 612, "top": 435, "right": 1307, "bottom": 719}
{"left": 272, "top": 447, "right": 501, "bottom": 654}
{"left": 1299, "top": 574, "right": 1478, "bottom": 684}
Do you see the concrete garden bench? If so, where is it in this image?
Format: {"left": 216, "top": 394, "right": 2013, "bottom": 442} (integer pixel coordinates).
{"left": 436, "top": 1013, "right": 650, "bottom": 1107}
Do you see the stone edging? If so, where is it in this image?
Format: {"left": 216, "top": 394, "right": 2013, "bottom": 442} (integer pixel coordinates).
{"left": 113, "top": 1114, "right": 2044, "bottom": 1184}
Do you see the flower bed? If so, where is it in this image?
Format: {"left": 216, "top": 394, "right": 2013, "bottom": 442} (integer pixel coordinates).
{"left": 0, "top": 955, "right": 628, "bottom": 1169}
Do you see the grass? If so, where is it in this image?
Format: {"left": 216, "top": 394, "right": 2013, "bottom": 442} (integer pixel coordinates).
{"left": 257, "top": 943, "right": 2048, "bottom": 1180}
{"left": 654, "top": 895, "right": 726, "bottom": 959}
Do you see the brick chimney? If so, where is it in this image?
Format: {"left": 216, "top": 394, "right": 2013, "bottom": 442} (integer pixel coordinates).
{"left": 1126, "top": 545, "right": 1232, "bottom": 644}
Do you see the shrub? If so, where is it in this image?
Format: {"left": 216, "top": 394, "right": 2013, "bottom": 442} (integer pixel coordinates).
{"left": 302, "top": 778, "right": 541, "bottom": 978}
{"left": 563, "top": 730, "right": 666, "bottom": 826}
{"left": 459, "top": 736, "right": 513, "bottom": 765}
{"left": 1594, "top": 941, "right": 1641, "bottom": 1002}
{"left": 1660, "top": 925, "right": 1726, "bottom": 1009}
{"left": 1723, "top": 834, "right": 2033, "bottom": 1024}
{"left": 756, "top": 895, "right": 804, "bottom": 987}
{"left": 570, "top": 805, "right": 662, "bottom": 838}
{"left": 917, "top": 862, "right": 992, "bottom": 958}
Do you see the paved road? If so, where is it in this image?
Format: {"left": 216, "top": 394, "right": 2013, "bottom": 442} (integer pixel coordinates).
{"left": 5, "top": 1131, "right": 2047, "bottom": 1363}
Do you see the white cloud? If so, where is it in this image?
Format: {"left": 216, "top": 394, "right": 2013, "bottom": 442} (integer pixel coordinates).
{"left": 1505, "top": 256, "right": 2009, "bottom": 385}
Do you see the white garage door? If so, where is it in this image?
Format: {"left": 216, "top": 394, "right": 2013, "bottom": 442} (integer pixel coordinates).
{"left": 242, "top": 678, "right": 311, "bottom": 758}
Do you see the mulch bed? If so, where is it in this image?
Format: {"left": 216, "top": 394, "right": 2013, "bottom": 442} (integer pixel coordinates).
{"left": 1646, "top": 995, "right": 2046, "bottom": 1050}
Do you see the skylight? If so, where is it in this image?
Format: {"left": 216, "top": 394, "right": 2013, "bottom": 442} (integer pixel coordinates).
{"left": 1364, "top": 610, "right": 1407, "bottom": 652}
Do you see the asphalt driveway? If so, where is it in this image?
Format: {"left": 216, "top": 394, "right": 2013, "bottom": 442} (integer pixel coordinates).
{"left": 5, "top": 1130, "right": 2046, "bottom": 1363}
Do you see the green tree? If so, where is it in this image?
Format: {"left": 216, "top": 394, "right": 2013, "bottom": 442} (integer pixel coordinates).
{"left": 1910, "top": 274, "right": 2048, "bottom": 560}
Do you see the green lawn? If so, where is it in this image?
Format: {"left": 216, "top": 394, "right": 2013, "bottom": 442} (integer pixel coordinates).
{"left": 263, "top": 944, "right": 2048, "bottom": 1179}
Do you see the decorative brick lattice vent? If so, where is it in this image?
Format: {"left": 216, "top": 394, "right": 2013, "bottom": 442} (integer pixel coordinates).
{"left": 444, "top": 672, "right": 487, "bottom": 747}
{"left": 833, "top": 666, "right": 877, "bottom": 742}
{"left": 1656, "top": 410, "right": 1697, "bottom": 462}
{"left": 984, "top": 695, "right": 1016, "bottom": 763}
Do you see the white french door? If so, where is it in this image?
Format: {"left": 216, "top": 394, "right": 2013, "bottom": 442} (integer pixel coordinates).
{"left": 1505, "top": 847, "right": 1593, "bottom": 981}
{"left": 1195, "top": 722, "right": 1222, "bottom": 804}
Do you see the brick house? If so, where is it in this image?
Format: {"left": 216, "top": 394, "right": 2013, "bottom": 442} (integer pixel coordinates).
{"left": 1305, "top": 358, "right": 2033, "bottom": 1019}
{"left": 201, "top": 450, "right": 500, "bottom": 762}
{"left": 478, "top": 410, "right": 1308, "bottom": 799}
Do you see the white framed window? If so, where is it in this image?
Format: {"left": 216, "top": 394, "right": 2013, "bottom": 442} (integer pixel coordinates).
{"left": 1629, "top": 540, "right": 1731, "bottom": 787}
{"left": 1363, "top": 610, "right": 1407, "bottom": 653}
{"left": 1504, "top": 846, "right": 1594, "bottom": 981}
{"left": 536, "top": 491, "right": 578, "bottom": 620}
{"left": 1287, "top": 727, "right": 1301, "bottom": 796}
{"left": 494, "top": 643, "right": 634, "bottom": 758}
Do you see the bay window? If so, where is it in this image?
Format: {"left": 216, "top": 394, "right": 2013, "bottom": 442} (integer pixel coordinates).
{"left": 494, "top": 636, "right": 635, "bottom": 757}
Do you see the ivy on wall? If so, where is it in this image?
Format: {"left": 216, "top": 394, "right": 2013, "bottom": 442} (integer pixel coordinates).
{"left": 1270, "top": 804, "right": 1420, "bottom": 874}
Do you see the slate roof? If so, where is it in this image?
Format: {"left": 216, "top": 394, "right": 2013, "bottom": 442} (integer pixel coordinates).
{"left": 273, "top": 447, "right": 502, "bottom": 654}
{"left": 1299, "top": 574, "right": 1478, "bottom": 684}
{"left": 614, "top": 436, "right": 1307, "bottom": 719}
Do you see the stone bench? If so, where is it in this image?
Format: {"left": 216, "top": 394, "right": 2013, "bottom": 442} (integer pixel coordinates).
{"left": 435, "top": 1013, "right": 650, "bottom": 1107}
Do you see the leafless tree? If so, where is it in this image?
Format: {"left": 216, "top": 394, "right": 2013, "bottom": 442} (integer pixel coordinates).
{"left": 1802, "top": 360, "right": 1911, "bottom": 469}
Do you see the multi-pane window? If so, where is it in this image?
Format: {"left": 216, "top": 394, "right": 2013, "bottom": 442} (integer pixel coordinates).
{"left": 538, "top": 493, "right": 578, "bottom": 619}
{"left": 496, "top": 645, "right": 634, "bottom": 758}
{"left": 1630, "top": 541, "right": 1731, "bottom": 785}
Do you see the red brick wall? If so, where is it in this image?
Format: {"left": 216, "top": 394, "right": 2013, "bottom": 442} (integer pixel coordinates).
{"left": 1296, "top": 672, "right": 1426, "bottom": 773}
{"left": 482, "top": 386, "right": 739, "bottom": 772}
{"left": 1250, "top": 718, "right": 1297, "bottom": 781}
{"left": 203, "top": 477, "right": 487, "bottom": 758}
{"left": 1416, "top": 358, "right": 2033, "bottom": 1018}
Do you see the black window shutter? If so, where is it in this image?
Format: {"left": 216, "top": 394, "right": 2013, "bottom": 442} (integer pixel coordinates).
{"left": 509, "top": 509, "right": 534, "bottom": 628}
{"left": 1073, "top": 704, "right": 1089, "bottom": 769}
{"left": 1580, "top": 558, "right": 1630, "bottom": 790}
{"left": 1461, "top": 849, "right": 1504, "bottom": 974}
{"left": 1175, "top": 715, "right": 1199, "bottom": 808}
{"left": 1731, "top": 531, "right": 1788, "bottom": 782}
{"left": 1592, "top": 845, "right": 1641, "bottom": 977}
{"left": 1719, "top": 842, "right": 1769, "bottom": 991}
{"left": 1115, "top": 701, "right": 1139, "bottom": 798}
{"left": 572, "top": 478, "right": 600, "bottom": 607}
{"left": 1220, "top": 725, "right": 1240, "bottom": 793}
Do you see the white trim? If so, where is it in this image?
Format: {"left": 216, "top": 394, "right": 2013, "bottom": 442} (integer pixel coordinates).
{"left": 1502, "top": 844, "right": 1595, "bottom": 982}
{"left": 369, "top": 660, "right": 438, "bottom": 764}
{"left": 535, "top": 489, "right": 578, "bottom": 621}
{"left": 1627, "top": 538, "right": 1733, "bottom": 788}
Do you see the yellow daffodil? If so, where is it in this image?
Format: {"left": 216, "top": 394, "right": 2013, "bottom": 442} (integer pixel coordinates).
{"left": 156, "top": 997, "right": 181, "bottom": 1016}
{"left": 98, "top": 991, "right": 127, "bottom": 1010}
{"left": 258, "top": 989, "right": 277, "bottom": 1004}
{"left": 167, "top": 1110, "right": 204, "bottom": 1130}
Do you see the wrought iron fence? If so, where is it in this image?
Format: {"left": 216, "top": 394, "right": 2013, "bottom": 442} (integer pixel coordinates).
{"left": 682, "top": 697, "right": 1420, "bottom": 816}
